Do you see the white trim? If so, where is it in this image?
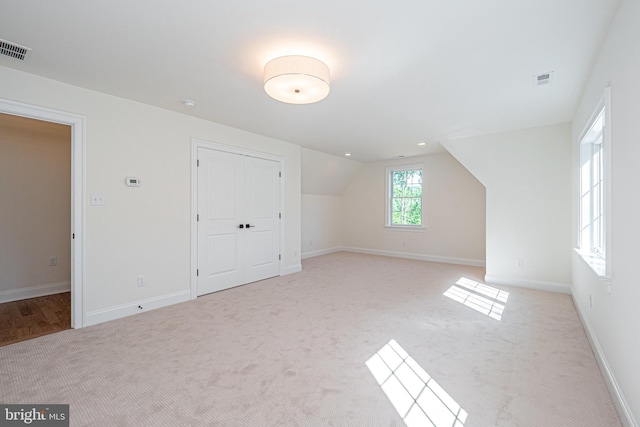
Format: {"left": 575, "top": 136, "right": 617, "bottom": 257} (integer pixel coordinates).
{"left": 301, "top": 246, "right": 342, "bottom": 260}
{"left": 281, "top": 263, "right": 302, "bottom": 275}
{"left": 0, "top": 99, "right": 86, "bottom": 329}
{"left": 85, "top": 290, "right": 191, "bottom": 327}
{"left": 190, "top": 141, "right": 199, "bottom": 300}
{"left": 384, "top": 225, "right": 426, "bottom": 232}
{"left": 603, "top": 87, "right": 612, "bottom": 277}
{"left": 192, "top": 138, "right": 285, "bottom": 163}
{"left": 342, "top": 246, "right": 485, "bottom": 267}
{"left": 0, "top": 282, "right": 71, "bottom": 304}
{"left": 484, "top": 275, "right": 571, "bottom": 294}
{"left": 572, "top": 294, "right": 638, "bottom": 427}
{"left": 190, "top": 138, "right": 286, "bottom": 299}
{"left": 574, "top": 248, "right": 611, "bottom": 282}
{"left": 578, "top": 87, "right": 609, "bottom": 142}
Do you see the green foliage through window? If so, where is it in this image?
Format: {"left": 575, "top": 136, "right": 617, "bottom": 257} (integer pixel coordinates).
{"left": 390, "top": 169, "right": 422, "bottom": 226}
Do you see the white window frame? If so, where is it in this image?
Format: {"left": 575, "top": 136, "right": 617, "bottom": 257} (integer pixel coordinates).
{"left": 576, "top": 88, "right": 611, "bottom": 278}
{"left": 385, "top": 164, "right": 426, "bottom": 231}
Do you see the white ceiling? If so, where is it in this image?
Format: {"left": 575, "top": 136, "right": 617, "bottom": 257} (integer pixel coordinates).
{"left": 0, "top": 0, "right": 619, "bottom": 162}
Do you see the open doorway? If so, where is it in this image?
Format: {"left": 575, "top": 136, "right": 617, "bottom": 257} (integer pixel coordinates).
{"left": 0, "top": 99, "right": 85, "bottom": 335}
{"left": 0, "top": 113, "right": 71, "bottom": 345}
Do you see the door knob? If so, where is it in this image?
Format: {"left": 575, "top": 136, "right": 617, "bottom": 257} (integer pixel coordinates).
{"left": 238, "top": 224, "right": 244, "bottom": 229}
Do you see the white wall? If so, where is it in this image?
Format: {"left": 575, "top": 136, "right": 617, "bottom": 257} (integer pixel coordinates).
{"left": 0, "top": 113, "right": 71, "bottom": 301}
{"left": 0, "top": 66, "right": 301, "bottom": 324}
{"left": 571, "top": 0, "right": 640, "bottom": 424}
{"left": 301, "top": 194, "right": 343, "bottom": 257}
{"left": 341, "top": 152, "right": 486, "bottom": 265}
{"left": 300, "top": 148, "right": 361, "bottom": 257}
{"left": 443, "top": 123, "right": 572, "bottom": 291}
{"left": 301, "top": 148, "right": 362, "bottom": 196}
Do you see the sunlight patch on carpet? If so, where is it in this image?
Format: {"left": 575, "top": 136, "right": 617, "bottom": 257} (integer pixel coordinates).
{"left": 443, "top": 278, "right": 509, "bottom": 321}
{"left": 366, "top": 339, "right": 467, "bottom": 427}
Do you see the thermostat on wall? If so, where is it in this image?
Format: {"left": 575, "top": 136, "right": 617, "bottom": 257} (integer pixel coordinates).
{"left": 125, "top": 177, "right": 142, "bottom": 187}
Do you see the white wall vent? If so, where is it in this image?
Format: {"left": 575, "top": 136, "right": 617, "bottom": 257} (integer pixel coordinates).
{"left": 533, "top": 71, "right": 554, "bottom": 86}
{"left": 0, "top": 39, "right": 32, "bottom": 61}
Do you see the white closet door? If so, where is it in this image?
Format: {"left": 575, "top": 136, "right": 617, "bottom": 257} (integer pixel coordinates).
{"left": 197, "top": 147, "right": 280, "bottom": 296}
{"left": 244, "top": 156, "right": 281, "bottom": 283}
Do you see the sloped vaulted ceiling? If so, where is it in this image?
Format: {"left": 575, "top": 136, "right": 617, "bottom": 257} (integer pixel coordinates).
{"left": 0, "top": 0, "right": 619, "bottom": 161}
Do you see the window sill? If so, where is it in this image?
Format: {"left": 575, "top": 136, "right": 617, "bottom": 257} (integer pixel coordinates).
{"left": 574, "top": 248, "right": 611, "bottom": 282}
{"left": 385, "top": 225, "right": 426, "bottom": 232}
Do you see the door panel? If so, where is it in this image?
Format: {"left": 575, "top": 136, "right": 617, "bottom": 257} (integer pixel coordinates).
{"left": 245, "top": 157, "right": 280, "bottom": 283}
{"left": 207, "top": 234, "right": 237, "bottom": 275}
{"left": 197, "top": 148, "right": 280, "bottom": 296}
{"left": 197, "top": 148, "right": 245, "bottom": 295}
{"left": 249, "top": 163, "right": 276, "bottom": 218}
{"left": 207, "top": 161, "right": 239, "bottom": 220}
{"left": 250, "top": 230, "right": 276, "bottom": 267}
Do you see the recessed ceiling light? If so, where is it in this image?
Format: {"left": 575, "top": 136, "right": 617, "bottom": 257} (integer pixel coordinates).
{"left": 182, "top": 99, "right": 196, "bottom": 109}
{"left": 417, "top": 142, "right": 427, "bottom": 146}
{"left": 344, "top": 153, "right": 352, "bottom": 157}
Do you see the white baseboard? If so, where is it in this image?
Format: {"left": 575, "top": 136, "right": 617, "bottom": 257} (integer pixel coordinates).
{"left": 484, "top": 275, "right": 571, "bottom": 294}
{"left": 572, "top": 294, "right": 638, "bottom": 427}
{"left": 341, "top": 246, "right": 486, "bottom": 267}
{"left": 281, "top": 263, "right": 302, "bottom": 276}
{"left": 301, "top": 246, "right": 342, "bottom": 260}
{"left": 85, "top": 290, "right": 191, "bottom": 327}
{"left": 0, "top": 281, "right": 71, "bottom": 303}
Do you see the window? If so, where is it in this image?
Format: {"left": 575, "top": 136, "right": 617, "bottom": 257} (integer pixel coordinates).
{"left": 578, "top": 89, "right": 610, "bottom": 277}
{"left": 579, "top": 109, "right": 605, "bottom": 254}
{"left": 386, "top": 165, "right": 424, "bottom": 228}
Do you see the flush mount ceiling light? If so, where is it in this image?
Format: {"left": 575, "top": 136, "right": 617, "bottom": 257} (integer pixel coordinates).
{"left": 264, "top": 55, "right": 330, "bottom": 104}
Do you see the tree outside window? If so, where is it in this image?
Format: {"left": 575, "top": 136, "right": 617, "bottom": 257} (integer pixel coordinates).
{"left": 387, "top": 167, "right": 423, "bottom": 227}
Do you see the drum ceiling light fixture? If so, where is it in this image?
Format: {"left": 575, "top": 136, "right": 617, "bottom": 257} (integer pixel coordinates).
{"left": 263, "top": 55, "right": 330, "bottom": 104}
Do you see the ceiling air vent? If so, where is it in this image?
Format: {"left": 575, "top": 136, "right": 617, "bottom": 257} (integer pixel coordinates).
{"left": 0, "top": 39, "right": 32, "bottom": 61}
{"left": 533, "top": 71, "right": 554, "bottom": 86}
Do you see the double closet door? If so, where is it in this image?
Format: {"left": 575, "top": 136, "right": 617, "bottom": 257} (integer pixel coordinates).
{"left": 197, "top": 147, "right": 281, "bottom": 296}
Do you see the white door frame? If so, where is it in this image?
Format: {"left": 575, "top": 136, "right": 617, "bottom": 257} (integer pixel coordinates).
{"left": 0, "top": 99, "right": 86, "bottom": 328}
{"left": 190, "top": 138, "right": 285, "bottom": 299}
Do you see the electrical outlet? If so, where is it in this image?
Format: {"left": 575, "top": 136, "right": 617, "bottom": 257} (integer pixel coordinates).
{"left": 90, "top": 194, "right": 105, "bottom": 206}
{"left": 49, "top": 256, "right": 58, "bottom": 266}
{"left": 516, "top": 259, "right": 524, "bottom": 269}
{"left": 137, "top": 275, "right": 145, "bottom": 287}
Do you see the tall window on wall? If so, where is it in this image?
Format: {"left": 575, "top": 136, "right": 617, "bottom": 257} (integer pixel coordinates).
{"left": 386, "top": 165, "right": 424, "bottom": 228}
{"left": 578, "top": 88, "right": 610, "bottom": 276}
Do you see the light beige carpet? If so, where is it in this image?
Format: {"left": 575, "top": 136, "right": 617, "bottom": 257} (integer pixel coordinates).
{"left": 0, "top": 252, "right": 621, "bottom": 426}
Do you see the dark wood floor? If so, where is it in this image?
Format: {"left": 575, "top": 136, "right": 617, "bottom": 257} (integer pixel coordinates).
{"left": 0, "top": 292, "right": 71, "bottom": 347}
